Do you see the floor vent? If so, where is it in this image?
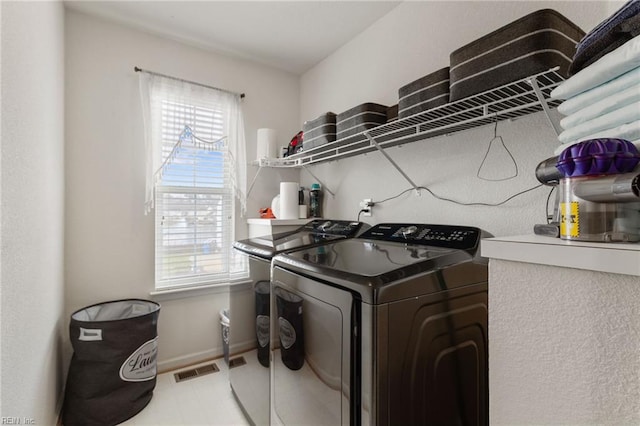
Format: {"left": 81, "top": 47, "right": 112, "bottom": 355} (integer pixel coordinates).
{"left": 228, "top": 356, "right": 247, "bottom": 369}
{"left": 174, "top": 362, "right": 220, "bottom": 383}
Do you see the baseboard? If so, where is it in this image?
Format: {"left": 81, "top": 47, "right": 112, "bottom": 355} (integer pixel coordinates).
{"left": 157, "top": 338, "right": 257, "bottom": 374}
{"left": 230, "top": 339, "right": 256, "bottom": 357}
{"left": 157, "top": 348, "right": 221, "bottom": 373}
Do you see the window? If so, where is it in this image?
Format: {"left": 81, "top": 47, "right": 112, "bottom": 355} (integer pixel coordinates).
{"left": 139, "top": 73, "right": 248, "bottom": 291}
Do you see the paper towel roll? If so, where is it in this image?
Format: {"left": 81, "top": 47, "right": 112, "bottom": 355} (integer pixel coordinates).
{"left": 257, "top": 128, "right": 277, "bottom": 160}
{"left": 279, "top": 182, "right": 299, "bottom": 220}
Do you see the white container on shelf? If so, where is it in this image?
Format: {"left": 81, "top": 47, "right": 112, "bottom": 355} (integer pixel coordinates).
{"left": 278, "top": 182, "right": 299, "bottom": 220}
{"left": 256, "top": 128, "right": 277, "bottom": 160}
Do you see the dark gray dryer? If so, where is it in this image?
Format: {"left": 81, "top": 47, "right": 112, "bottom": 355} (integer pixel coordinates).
{"left": 230, "top": 219, "right": 367, "bottom": 426}
{"left": 270, "top": 223, "right": 491, "bottom": 426}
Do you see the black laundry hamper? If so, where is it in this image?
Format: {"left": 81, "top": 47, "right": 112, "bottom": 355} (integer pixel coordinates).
{"left": 62, "top": 299, "right": 161, "bottom": 426}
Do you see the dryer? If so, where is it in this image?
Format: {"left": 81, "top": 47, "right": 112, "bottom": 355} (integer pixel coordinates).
{"left": 230, "top": 219, "right": 367, "bottom": 426}
{"left": 270, "top": 223, "right": 491, "bottom": 426}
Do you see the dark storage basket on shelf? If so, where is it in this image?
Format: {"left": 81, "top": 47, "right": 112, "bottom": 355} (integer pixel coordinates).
{"left": 386, "top": 104, "right": 399, "bottom": 123}
{"left": 62, "top": 299, "right": 161, "bottom": 426}
{"left": 302, "top": 112, "right": 337, "bottom": 151}
{"left": 398, "top": 67, "right": 450, "bottom": 119}
{"left": 336, "top": 102, "right": 388, "bottom": 144}
{"left": 449, "top": 9, "right": 585, "bottom": 101}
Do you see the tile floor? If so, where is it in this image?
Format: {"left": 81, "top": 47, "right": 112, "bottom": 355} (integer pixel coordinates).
{"left": 121, "top": 358, "right": 250, "bottom": 426}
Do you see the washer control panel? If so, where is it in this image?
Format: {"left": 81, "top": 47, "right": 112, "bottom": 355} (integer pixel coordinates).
{"left": 359, "top": 223, "right": 482, "bottom": 250}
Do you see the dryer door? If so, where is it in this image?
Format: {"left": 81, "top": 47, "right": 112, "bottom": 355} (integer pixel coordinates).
{"left": 229, "top": 255, "right": 270, "bottom": 426}
{"left": 271, "top": 266, "right": 358, "bottom": 426}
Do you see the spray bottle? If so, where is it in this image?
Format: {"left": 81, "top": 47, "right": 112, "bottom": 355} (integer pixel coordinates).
{"left": 309, "top": 183, "right": 322, "bottom": 218}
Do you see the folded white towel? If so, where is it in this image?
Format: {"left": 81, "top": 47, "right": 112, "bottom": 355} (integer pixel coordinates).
{"left": 558, "top": 102, "right": 640, "bottom": 142}
{"left": 557, "top": 67, "right": 640, "bottom": 116}
{"left": 560, "top": 86, "right": 640, "bottom": 129}
{"left": 551, "top": 35, "right": 640, "bottom": 100}
{"left": 554, "top": 120, "right": 640, "bottom": 155}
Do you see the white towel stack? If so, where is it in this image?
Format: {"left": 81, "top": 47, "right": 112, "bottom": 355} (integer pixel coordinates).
{"left": 551, "top": 35, "right": 640, "bottom": 155}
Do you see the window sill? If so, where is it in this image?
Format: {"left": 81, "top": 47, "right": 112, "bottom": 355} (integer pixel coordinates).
{"left": 149, "top": 278, "right": 252, "bottom": 301}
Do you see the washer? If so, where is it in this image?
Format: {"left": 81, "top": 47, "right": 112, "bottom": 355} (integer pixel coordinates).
{"left": 270, "top": 223, "right": 492, "bottom": 426}
{"left": 230, "top": 219, "right": 367, "bottom": 426}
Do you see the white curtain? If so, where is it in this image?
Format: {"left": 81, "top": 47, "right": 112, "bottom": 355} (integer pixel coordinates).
{"left": 138, "top": 72, "right": 247, "bottom": 216}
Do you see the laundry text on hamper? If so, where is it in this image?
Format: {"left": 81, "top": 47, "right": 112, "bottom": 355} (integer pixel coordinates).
{"left": 119, "top": 336, "right": 158, "bottom": 382}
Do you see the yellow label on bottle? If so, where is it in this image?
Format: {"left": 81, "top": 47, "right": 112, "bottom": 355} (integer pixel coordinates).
{"left": 560, "top": 202, "right": 579, "bottom": 237}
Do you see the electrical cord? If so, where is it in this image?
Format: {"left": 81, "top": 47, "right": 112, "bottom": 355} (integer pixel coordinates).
{"left": 375, "top": 187, "right": 416, "bottom": 204}
{"left": 546, "top": 186, "right": 556, "bottom": 224}
{"left": 367, "top": 183, "right": 543, "bottom": 212}
{"left": 353, "top": 115, "right": 539, "bottom": 219}
{"left": 356, "top": 183, "right": 543, "bottom": 220}
{"left": 416, "top": 184, "right": 542, "bottom": 207}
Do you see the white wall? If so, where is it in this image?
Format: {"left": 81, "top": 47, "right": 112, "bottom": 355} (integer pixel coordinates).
{"left": 490, "top": 260, "right": 640, "bottom": 424}
{"left": 0, "top": 1, "right": 66, "bottom": 423}
{"left": 64, "top": 9, "right": 300, "bottom": 371}
{"left": 299, "top": 1, "right": 618, "bottom": 237}
{"left": 299, "top": 3, "right": 636, "bottom": 423}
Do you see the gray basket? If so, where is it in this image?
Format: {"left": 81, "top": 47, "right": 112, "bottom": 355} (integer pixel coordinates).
{"left": 398, "top": 67, "right": 450, "bottom": 119}
{"left": 337, "top": 103, "right": 388, "bottom": 139}
{"left": 449, "top": 9, "right": 584, "bottom": 101}
{"left": 303, "top": 112, "right": 336, "bottom": 150}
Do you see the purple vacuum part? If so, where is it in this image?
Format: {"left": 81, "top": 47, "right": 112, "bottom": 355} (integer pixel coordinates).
{"left": 556, "top": 138, "right": 640, "bottom": 177}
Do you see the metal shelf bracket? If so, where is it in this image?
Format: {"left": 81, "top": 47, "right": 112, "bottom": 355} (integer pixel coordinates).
{"left": 301, "top": 165, "right": 335, "bottom": 197}
{"left": 246, "top": 163, "right": 263, "bottom": 198}
{"left": 364, "top": 131, "right": 421, "bottom": 195}
{"left": 528, "top": 76, "right": 562, "bottom": 136}
{"left": 246, "top": 162, "right": 335, "bottom": 198}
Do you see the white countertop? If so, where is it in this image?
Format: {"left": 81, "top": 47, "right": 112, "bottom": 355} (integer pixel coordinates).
{"left": 482, "top": 234, "right": 640, "bottom": 277}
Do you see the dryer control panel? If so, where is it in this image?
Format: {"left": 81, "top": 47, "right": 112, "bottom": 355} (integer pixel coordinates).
{"left": 358, "top": 223, "right": 482, "bottom": 251}
{"left": 302, "top": 220, "right": 366, "bottom": 237}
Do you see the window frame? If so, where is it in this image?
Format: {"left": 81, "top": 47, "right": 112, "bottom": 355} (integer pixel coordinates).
{"left": 152, "top": 95, "right": 246, "bottom": 292}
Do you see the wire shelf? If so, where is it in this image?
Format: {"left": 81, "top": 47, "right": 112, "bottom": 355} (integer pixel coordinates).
{"left": 259, "top": 67, "right": 565, "bottom": 168}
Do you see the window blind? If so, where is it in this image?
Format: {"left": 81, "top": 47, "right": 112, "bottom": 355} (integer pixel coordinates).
{"left": 153, "top": 97, "right": 246, "bottom": 290}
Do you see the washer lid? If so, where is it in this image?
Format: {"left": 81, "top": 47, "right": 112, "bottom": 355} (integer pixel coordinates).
{"left": 272, "top": 238, "right": 485, "bottom": 304}
{"left": 281, "top": 238, "right": 462, "bottom": 278}
{"left": 272, "top": 223, "right": 489, "bottom": 304}
{"left": 233, "top": 232, "right": 345, "bottom": 259}
{"left": 233, "top": 219, "right": 367, "bottom": 259}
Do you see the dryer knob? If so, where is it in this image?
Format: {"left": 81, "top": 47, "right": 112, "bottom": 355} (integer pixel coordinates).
{"left": 319, "top": 221, "right": 333, "bottom": 231}
{"left": 401, "top": 225, "right": 418, "bottom": 238}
